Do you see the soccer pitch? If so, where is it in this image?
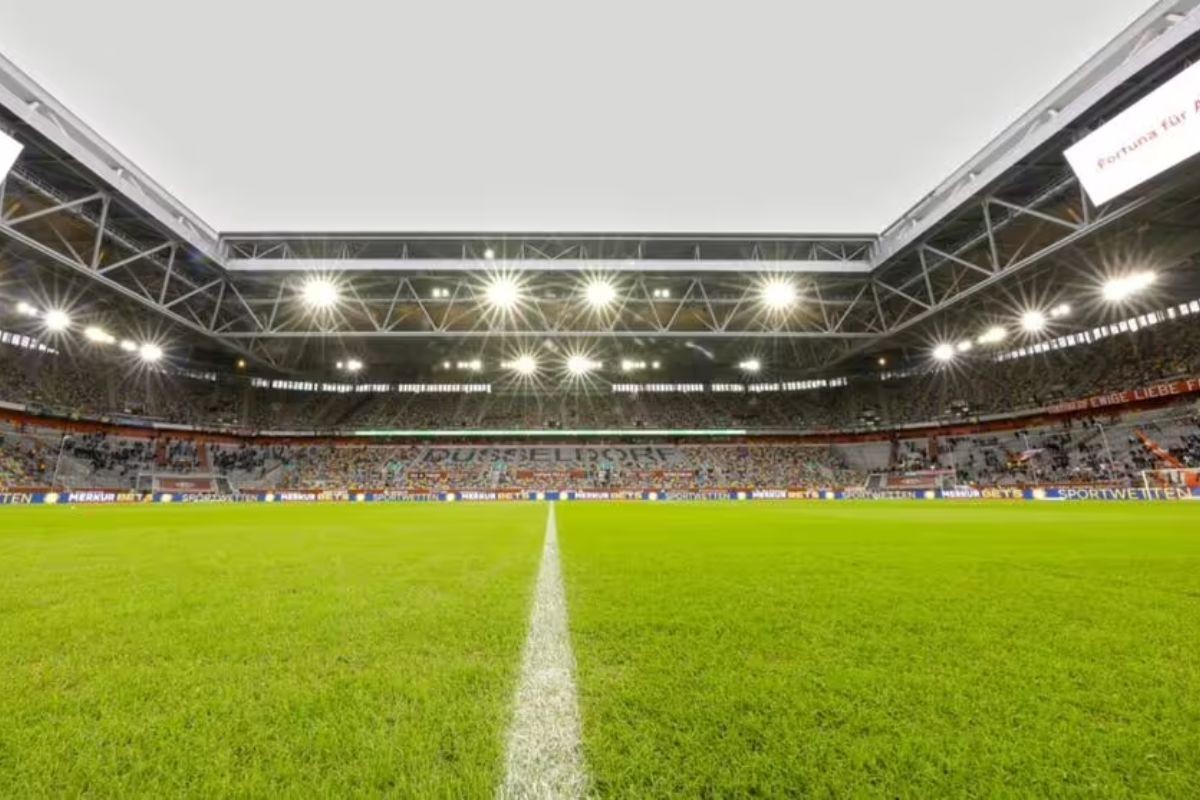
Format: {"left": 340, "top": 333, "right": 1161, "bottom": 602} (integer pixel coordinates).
{"left": 0, "top": 504, "right": 544, "bottom": 797}
{"left": 558, "top": 502, "right": 1200, "bottom": 797}
{"left": 1, "top": 501, "right": 1198, "bottom": 797}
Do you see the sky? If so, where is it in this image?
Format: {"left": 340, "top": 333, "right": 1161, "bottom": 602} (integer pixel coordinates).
{"left": 0, "top": 0, "right": 1158, "bottom": 233}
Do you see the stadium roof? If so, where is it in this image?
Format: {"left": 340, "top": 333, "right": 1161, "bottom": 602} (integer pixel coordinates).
{"left": 2, "top": 1, "right": 1200, "bottom": 380}
{"left": 0, "top": 0, "right": 1158, "bottom": 235}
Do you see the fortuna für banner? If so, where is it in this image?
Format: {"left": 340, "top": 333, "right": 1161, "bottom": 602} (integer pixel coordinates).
{"left": 1065, "top": 59, "right": 1200, "bottom": 205}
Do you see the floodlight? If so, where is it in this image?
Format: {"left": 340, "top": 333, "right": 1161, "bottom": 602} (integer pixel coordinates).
{"left": 468, "top": 359, "right": 482, "bottom": 371}
{"left": 345, "top": 358, "right": 363, "bottom": 373}
{"left": 1020, "top": 310, "right": 1046, "bottom": 332}
{"left": 0, "top": 129, "right": 22, "bottom": 182}
{"left": 584, "top": 279, "right": 617, "bottom": 309}
{"left": 739, "top": 358, "right": 762, "bottom": 373}
{"left": 956, "top": 340, "right": 973, "bottom": 353}
{"left": 83, "top": 326, "right": 115, "bottom": 344}
{"left": 932, "top": 343, "right": 955, "bottom": 362}
{"left": 483, "top": 248, "right": 496, "bottom": 260}
{"left": 651, "top": 360, "right": 662, "bottom": 369}
{"left": 1102, "top": 271, "right": 1156, "bottom": 302}
{"left": 301, "top": 277, "right": 339, "bottom": 309}
{"left": 138, "top": 343, "right": 164, "bottom": 363}
{"left": 760, "top": 279, "right": 797, "bottom": 310}
{"left": 566, "top": 355, "right": 595, "bottom": 376}
{"left": 484, "top": 275, "right": 520, "bottom": 310}
{"left": 510, "top": 355, "right": 538, "bottom": 376}
{"left": 977, "top": 325, "right": 1007, "bottom": 345}
{"left": 119, "top": 339, "right": 137, "bottom": 352}
{"left": 236, "top": 359, "right": 247, "bottom": 369}
{"left": 877, "top": 357, "right": 887, "bottom": 367}
{"left": 42, "top": 309, "right": 71, "bottom": 332}
{"left": 16, "top": 301, "right": 38, "bottom": 317}
{"left": 1049, "top": 303, "right": 1071, "bottom": 318}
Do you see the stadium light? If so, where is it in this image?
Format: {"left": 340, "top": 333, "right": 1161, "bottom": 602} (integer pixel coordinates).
{"left": 651, "top": 360, "right": 662, "bottom": 370}
{"left": 932, "top": 343, "right": 955, "bottom": 362}
{"left": 1021, "top": 310, "right": 1047, "bottom": 332}
{"left": 652, "top": 288, "right": 671, "bottom": 299}
{"left": 83, "top": 326, "right": 115, "bottom": 345}
{"left": 760, "top": 279, "right": 797, "bottom": 311}
{"left": 42, "top": 309, "right": 71, "bottom": 332}
{"left": 1050, "top": 303, "right": 1071, "bottom": 319}
{"left": 138, "top": 343, "right": 164, "bottom": 363}
{"left": 1102, "top": 271, "right": 1156, "bottom": 302}
{"left": 345, "top": 358, "right": 363, "bottom": 373}
{"left": 484, "top": 275, "right": 520, "bottom": 310}
{"left": 508, "top": 354, "right": 538, "bottom": 376}
{"left": 566, "top": 355, "right": 599, "bottom": 376}
{"left": 877, "top": 357, "right": 887, "bottom": 367}
{"left": 16, "top": 301, "right": 38, "bottom": 317}
{"left": 301, "top": 277, "right": 339, "bottom": 309}
{"left": 119, "top": 339, "right": 137, "bottom": 353}
{"left": 739, "top": 358, "right": 762, "bottom": 373}
{"left": 956, "top": 340, "right": 973, "bottom": 353}
{"left": 583, "top": 278, "right": 617, "bottom": 310}
{"left": 977, "top": 325, "right": 1007, "bottom": 345}
{"left": 0, "top": 129, "right": 22, "bottom": 183}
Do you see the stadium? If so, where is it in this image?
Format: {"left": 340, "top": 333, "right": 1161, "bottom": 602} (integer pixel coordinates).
{"left": 2, "top": 1, "right": 1199, "bottom": 796}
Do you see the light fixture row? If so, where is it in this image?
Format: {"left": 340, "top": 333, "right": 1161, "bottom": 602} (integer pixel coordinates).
{"left": 12, "top": 302, "right": 164, "bottom": 362}
{"left": 932, "top": 272, "right": 1156, "bottom": 363}
{"left": 299, "top": 276, "right": 802, "bottom": 313}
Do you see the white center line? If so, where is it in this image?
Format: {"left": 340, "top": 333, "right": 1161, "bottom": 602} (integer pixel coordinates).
{"left": 499, "top": 503, "right": 587, "bottom": 800}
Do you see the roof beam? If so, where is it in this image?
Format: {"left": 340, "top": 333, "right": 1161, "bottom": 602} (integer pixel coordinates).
{"left": 225, "top": 257, "right": 871, "bottom": 274}
{"left": 0, "top": 53, "right": 223, "bottom": 262}
{"left": 220, "top": 329, "right": 878, "bottom": 340}
{"left": 873, "top": 0, "right": 1200, "bottom": 266}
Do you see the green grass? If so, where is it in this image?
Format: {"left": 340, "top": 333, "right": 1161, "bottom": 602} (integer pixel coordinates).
{"left": 557, "top": 501, "right": 1200, "bottom": 798}
{"left": 0, "top": 503, "right": 544, "bottom": 798}
{"left": 4, "top": 500, "right": 1200, "bottom": 798}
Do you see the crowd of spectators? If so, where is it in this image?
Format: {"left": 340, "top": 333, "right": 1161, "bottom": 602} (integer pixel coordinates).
{"left": 0, "top": 429, "right": 48, "bottom": 488}
{"left": 63, "top": 434, "right": 156, "bottom": 481}
{"left": 7, "top": 404, "right": 1199, "bottom": 491}
{"left": 934, "top": 408, "right": 1200, "bottom": 486}
{"left": 1, "top": 307, "right": 1198, "bottom": 437}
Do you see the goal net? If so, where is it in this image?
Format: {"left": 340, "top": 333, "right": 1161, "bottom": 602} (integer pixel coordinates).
{"left": 1140, "top": 468, "right": 1200, "bottom": 491}
{"left": 134, "top": 473, "right": 234, "bottom": 494}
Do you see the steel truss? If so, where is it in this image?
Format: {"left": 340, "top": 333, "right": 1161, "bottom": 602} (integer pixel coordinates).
{"left": 0, "top": 152, "right": 1184, "bottom": 360}
{"left": 0, "top": 1, "right": 1198, "bottom": 375}
{"left": 0, "top": 165, "right": 278, "bottom": 367}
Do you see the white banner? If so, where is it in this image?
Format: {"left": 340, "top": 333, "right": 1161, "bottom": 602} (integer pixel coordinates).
{"left": 0, "top": 129, "right": 21, "bottom": 181}
{"left": 1065, "top": 60, "right": 1200, "bottom": 205}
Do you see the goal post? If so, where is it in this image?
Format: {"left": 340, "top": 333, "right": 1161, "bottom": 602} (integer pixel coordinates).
{"left": 1140, "top": 468, "right": 1200, "bottom": 491}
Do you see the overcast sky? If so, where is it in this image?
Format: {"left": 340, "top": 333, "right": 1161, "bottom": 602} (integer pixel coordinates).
{"left": 0, "top": 0, "right": 1157, "bottom": 233}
